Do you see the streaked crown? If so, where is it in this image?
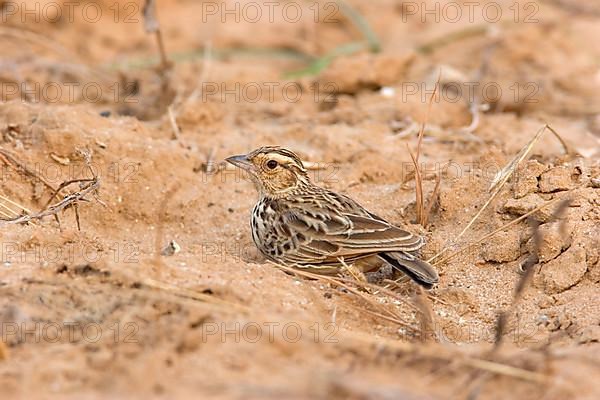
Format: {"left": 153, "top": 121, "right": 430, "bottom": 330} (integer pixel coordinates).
{"left": 226, "top": 146, "right": 310, "bottom": 197}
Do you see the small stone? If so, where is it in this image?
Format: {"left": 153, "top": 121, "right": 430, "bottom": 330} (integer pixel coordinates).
{"left": 539, "top": 166, "right": 575, "bottom": 193}
{"left": 513, "top": 160, "right": 548, "bottom": 198}
{"left": 481, "top": 230, "right": 521, "bottom": 262}
{"left": 161, "top": 240, "right": 181, "bottom": 256}
{"left": 539, "top": 245, "right": 587, "bottom": 294}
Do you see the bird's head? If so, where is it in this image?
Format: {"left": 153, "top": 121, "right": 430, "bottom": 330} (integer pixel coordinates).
{"left": 226, "top": 146, "right": 310, "bottom": 197}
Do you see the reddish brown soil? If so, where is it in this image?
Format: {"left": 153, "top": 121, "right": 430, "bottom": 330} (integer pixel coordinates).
{"left": 1, "top": 1, "right": 600, "bottom": 399}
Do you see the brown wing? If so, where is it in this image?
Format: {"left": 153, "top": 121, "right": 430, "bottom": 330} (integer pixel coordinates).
{"left": 273, "top": 189, "right": 424, "bottom": 265}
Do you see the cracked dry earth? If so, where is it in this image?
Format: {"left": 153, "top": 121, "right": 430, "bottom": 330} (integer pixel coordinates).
{"left": 1, "top": 0, "right": 600, "bottom": 399}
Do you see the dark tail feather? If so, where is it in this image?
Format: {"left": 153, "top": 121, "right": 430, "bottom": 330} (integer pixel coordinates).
{"left": 378, "top": 252, "right": 439, "bottom": 289}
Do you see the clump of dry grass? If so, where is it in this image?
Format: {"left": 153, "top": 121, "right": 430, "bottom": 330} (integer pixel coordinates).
{"left": 407, "top": 73, "right": 442, "bottom": 227}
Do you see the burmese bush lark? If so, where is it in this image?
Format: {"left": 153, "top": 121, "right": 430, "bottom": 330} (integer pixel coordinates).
{"left": 226, "top": 146, "right": 439, "bottom": 288}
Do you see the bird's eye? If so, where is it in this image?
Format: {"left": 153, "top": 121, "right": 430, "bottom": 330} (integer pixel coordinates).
{"left": 266, "top": 160, "right": 278, "bottom": 170}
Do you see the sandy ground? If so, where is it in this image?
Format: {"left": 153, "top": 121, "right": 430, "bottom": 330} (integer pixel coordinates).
{"left": 1, "top": 0, "right": 600, "bottom": 399}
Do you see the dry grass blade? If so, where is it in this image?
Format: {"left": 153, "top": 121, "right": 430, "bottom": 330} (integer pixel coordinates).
{"left": 408, "top": 72, "right": 441, "bottom": 226}
{"left": 0, "top": 197, "right": 21, "bottom": 218}
{"left": 167, "top": 105, "right": 181, "bottom": 140}
{"left": 488, "top": 125, "right": 547, "bottom": 193}
{"left": 406, "top": 145, "right": 424, "bottom": 224}
{"left": 0, "top": 193, "right": 32, "bottom": 215}
{"left": 423, "top": 173, "right": 441, "bottom": 227}
{"left": 545, "top": 125, "right": 575, "bottom": 155}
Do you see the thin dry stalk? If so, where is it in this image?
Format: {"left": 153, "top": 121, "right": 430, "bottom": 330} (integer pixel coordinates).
{"left": 143, "top": 0, "right": 172, "bottom": 86}
{"left": 0, "top": 194, "right": 28, "bottom": 212}
{"left": 408, "top": 72, "right": 441, "bottom": 226}
{"left": 423, "top": 173, "right": 441, "bottom": 227}
{"left": 338, "top": 257, "right": 367, "bottom": 283}
{"left": 42, "top": 178, "right": 95, "bottom": 210}
{"left": 0, "top": 208, "right": 14, "bottom": 219}
{"left": 406, "top": 146, "right": 424, "bottom": 224}
{"left": 545, "top": 125, "right": 575, "bottom": 155}
{"left": 488, "top": 125, "right": 548, "bottom": 193}
{"left": 0, "top": 196, "right": 21, "bottom": 216}
{"left": 167, "top": 106, "right": 181, "bottom": 140}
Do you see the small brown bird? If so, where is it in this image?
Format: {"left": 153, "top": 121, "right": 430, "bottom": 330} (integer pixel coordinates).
{"left": 226, "top": 146, "right": 438, "bottom": 288}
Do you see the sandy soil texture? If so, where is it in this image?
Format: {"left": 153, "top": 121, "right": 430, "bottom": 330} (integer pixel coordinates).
{"left": 1, "top": 0, "right": 600, "bottom": 399}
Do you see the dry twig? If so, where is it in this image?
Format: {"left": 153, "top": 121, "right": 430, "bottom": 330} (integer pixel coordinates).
{"left": 143, "top": 0, "right": 172, "bottom": 99}
{"left": 0, "top": 177, "right": 99, "bottom": 227}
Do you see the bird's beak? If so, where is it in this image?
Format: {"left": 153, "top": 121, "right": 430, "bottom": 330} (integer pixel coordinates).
{"left": 226, "top": 154, "right": 256, "bottom": 173}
